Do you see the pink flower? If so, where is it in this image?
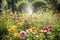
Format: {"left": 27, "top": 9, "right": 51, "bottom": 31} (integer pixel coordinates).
{"left": 42, "top": 27, "right": 48, "bottom": 30}
{"left": 16, "top": 17, "right": 21, "bottom": 20}
{"left": 41, "top": 27, "right": 48, "bottom": 33}
{"left": 24, "top": 19, "right": 28, "bottom": 23}
{"left": 20, "top": 31, "right": 26, "bottom": 37}
{"left": 47, "top": 25, "right": 53, "bottom": 29}
{"left": 41, "top": 25, "right": 53, "bottom": 32}
{"left": 47, "top": 25, "right": 53, "bottom": 31}
{"left": 43, "top": 25, "right": 53, "bottom": 30}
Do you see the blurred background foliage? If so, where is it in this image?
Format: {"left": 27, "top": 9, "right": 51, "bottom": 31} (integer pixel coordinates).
{"left": 0, "top": 0, "right": 60, "bottom": 13}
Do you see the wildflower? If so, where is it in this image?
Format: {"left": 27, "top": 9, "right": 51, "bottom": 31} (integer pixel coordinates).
{"left": 26, "top": 27, "right": 36, "bottom": 33}
{"left": 20, "top": 31, "right": 26, "bottom": 37}
{"left": 47, "top": 25, "right": 53, "bottom": 29}
{"left": 24, "top": 19, "right": 28, "bottom": 23}
{"left": 3, "top": 35, "right": 10, "bottom": 40}
{"left": 14, "top": 33, "right": 20, "bottom": 38}
{"left": 27, "top": 16, "right": 31, "bottom": 20}
{"left": 47, "top": 25, "right": 53, "bottom": 31}
{"left": 17, "top": 22, "right": 22, "bottom": 27}
{"left": 41, "top": 27, "right": 48, "bottom": 33}
{"left": 41, "top": 25, "right": 53, "bottom": 33}
{"left": 16, "top": 17, "right": 21, "bottom": 20}
{"left": 26, "top": 29, "right": 33, "bottom": 33}
{"left": 30, "top": 27, "right": 36, "bottom": 31}
{"left": 42, "top": 27, "right": 48, "bottom": 30}
{"left": 9, "top": 27, "right": 15, "bottom": 33}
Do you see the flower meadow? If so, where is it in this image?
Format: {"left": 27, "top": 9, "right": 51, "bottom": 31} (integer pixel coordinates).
{"left": 0, "top": 11, "right": 60, "bottom": 40}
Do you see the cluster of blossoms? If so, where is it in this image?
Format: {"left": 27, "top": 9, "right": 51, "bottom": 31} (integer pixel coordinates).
{"left": 41, "top": 25, "right": 53, "bottom": 33}
{"left": 2, "top": 12, "right": 57, "bottom": 40}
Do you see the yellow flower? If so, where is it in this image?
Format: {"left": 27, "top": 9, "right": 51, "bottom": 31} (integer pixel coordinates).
{"left": 27, "top": 16, "right": 31, "bottom": 20}
{"left": 3, "top": 35, "right": 10, "bottom": 40}
{"left": 17, "top": 22, "right": 22, "bottom": 27}
{"left": 26, "top": 27, "right": 36, "bottom": 33}
{"left": 26, "top": 29, "right": 33, "bottom": 33}
{"left": 9, "top": 27, "right": 15, "bottom": 33}
{"left": 30, "top": 27, "right": 36, "bottom": 31}
{"left": 14, "top": 33, "right": 20, "bottom": 38}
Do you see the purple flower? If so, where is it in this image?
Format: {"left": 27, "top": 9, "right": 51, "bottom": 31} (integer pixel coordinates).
{"left": 20, "top": 31, "right": 26, "bottom": 37}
